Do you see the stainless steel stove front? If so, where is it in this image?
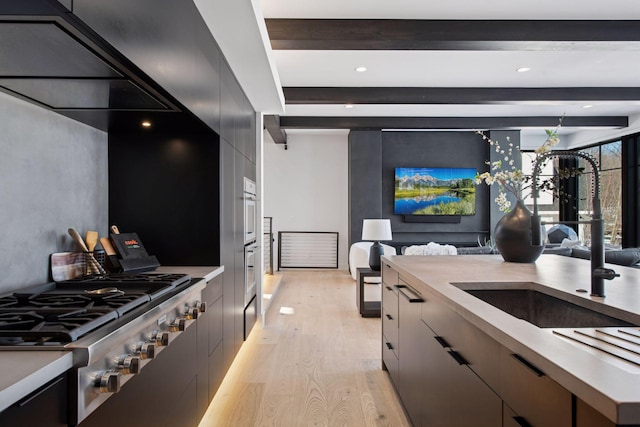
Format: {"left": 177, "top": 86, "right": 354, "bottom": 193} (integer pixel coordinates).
{"left": 70, "top": 279, "right": 206, "bottom": 425}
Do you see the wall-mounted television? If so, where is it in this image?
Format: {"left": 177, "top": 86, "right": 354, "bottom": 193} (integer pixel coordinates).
{"left": 394, "top": 167, "right": 477, "bottom": 215}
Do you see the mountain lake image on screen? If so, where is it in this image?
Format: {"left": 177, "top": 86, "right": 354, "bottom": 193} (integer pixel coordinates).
{"left": 394, "top": 167, "right": 477, "bottom": 215}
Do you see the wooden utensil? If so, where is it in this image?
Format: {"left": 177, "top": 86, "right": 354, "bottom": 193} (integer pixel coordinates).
{"left": 85, "top": 231, "right": 99, "bottom": 252}
{"left": 68, "top": 228, "right": 105, "bottom": 275}
{"left": 68, "top": 227, "right": 90, "bottom": 252}
{"left": 100, "top": 236, "right": 121, "bottom": 272}
{"left": 100, "top": 237, "right": 117, "bottom": 256}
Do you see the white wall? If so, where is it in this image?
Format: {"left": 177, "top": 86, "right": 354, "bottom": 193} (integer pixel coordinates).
{"left": 263, "top": 130, "right": 349, "bottom": 270}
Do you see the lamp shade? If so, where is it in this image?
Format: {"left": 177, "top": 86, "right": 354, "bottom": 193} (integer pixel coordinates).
{"left": 362, "top": 219, "right": 392, "bottom": 241}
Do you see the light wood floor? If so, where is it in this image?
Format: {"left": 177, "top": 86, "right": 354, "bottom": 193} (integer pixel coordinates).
{"left": 199, "top": 270, "right": 410, "bottom": 427}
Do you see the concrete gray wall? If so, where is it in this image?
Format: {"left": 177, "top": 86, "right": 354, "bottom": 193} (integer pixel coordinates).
{"left": 0, "top": 92, "right": 108, "bottom": 292}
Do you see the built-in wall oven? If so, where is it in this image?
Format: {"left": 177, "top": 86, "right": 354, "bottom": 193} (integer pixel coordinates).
{"left": 243, "top": 177, "right": 258, "bottom": 338}
{"left": 243, "top": 177, "right": 257, "bottom": 245}
{"left": 244, "top": 243, "right": 258, "bottom": 308}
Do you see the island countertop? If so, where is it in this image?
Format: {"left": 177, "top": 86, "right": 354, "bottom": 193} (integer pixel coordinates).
{"left": 383, "top": 254, "right": 640, "bottom": 425}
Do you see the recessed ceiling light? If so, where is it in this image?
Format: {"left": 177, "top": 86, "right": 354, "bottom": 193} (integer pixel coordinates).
{"left": 354, "top": 66, "right": 367, "bottom": 72}
{"left": 344, "top": 104, "right": 354, "bottom": 109}
{"left": 582, "top": 105, "right": 594, "bottom": 109}
{"left": 141, "top": 120, "right": 152, "bottom": 128}
{"left": 516, "top": 67, "right": 531, "bottom": 73}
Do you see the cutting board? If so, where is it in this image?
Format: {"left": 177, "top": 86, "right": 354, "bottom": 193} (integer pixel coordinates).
{"left": 51, "top": 252, "right": 86, "bottom": 281}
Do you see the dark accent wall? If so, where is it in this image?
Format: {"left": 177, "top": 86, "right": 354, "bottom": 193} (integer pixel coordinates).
{"left": 349, "top": 130, "right": 383, "bottom": 244}
{"left": 349, "top": 130, "right": 493, "bottom": 247}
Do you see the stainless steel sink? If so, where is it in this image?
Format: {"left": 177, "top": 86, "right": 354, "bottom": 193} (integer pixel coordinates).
{"left": 452, "top": 283, "right": 638, "bottom": 328}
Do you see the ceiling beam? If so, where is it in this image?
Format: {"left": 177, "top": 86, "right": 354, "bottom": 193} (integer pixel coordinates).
{"left": 278, "top": 116, "right": 628, "bottom": 130}
{"left": 266, "top": 19, "right": 640, "bottom": 50}
{"left": 263, "top": 114, "right": 287, "bottom": 144}
{"left": 283, "top": 87, "right": 640, "bottom": 104}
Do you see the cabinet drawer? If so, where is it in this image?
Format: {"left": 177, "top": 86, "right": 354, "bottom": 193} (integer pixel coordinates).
{"left": 382, "top": 306, "right": 399, "bottom": 357}
{"left": 382, "top": 284, "right": 399, "bottom": 359}
{"left": 208, "top": 296, "right": 223, "bottom": 355}
{"left": 382, "top": 283, "right": 399, "bottom": 318}
{"left": 382, "top": 333, "right": 399, "bottom": 389}
{"left": 422, "top": 292, "right": 501, "bottom": 393}
{"left": 202, "top": 275, "right": 223, "bottom": 305}
{"left": 381, "top": 262, "right": 399, "bottom": 286}
{"left": 575, "top": 398, "right": 616, "bottom": 427}
{"left": 501, "top": 347, "right": 572, "bottom": 427}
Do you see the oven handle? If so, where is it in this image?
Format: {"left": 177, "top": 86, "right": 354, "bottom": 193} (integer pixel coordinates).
{"left": 244, "top": 194, "right": 257, "bottom": 201}
{"left": 246, "top": 243, "right": 259, "bottom": 252}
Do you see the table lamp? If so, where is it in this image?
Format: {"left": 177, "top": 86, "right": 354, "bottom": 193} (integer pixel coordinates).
{"left": 362, "top": 219, "right": 392, "bottom": 271}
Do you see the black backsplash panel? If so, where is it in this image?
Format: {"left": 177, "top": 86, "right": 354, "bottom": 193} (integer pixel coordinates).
{"left": 109, "top": 131, "right": 220, "bottom": 266}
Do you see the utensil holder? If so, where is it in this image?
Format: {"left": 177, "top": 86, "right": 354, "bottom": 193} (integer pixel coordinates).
{"left": 84, "top": 250, "right": 106, "bottom": 276}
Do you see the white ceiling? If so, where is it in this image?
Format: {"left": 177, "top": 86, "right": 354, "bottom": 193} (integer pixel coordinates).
{"left": 208, "top": 0, "right": 640, "bottom": 149}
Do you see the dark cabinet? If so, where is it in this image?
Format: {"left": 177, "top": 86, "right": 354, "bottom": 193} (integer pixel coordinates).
{"left": 381, "top": 264, "right": 399, "bottom": 387}
{"left": 220, "top": 139, "right": 237, "bottom": 370}
{"left": 220, "top": 60, "right": 239, "bottom": 144}
{"left": 233, "top": 147, "right": 246, "bottom": 349}
{"left": 397, "top": 282, "right": 425, "bottom": 426}
{"left": 421, "top": 322, "right": 502, "bottom": 427}
{"left": 575, "top": 398, "right": 616, "bottom": 427}
{"left": 500, "top": 348, "right": 572, "bottom": 427}
{"left": 0, "top": 374, "right": 68, "bottom": 427}
{"left": 241, "top": 96, "right": 256, "bottom": 164}
{"left": 219, "top": 137, "right": 254, "bottom": 369}
{"left": 197, "top": 274, "right": 224, "bottom": 419}
{"left": 219, "top": 57, "right": 255, "bottom": 163}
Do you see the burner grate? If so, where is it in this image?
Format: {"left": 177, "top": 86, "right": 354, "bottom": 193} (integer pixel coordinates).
{"left": 0, "top": 273, "right": 191, "bottom": 344}
{"left": 0, "top": 308, "right": 118, "bottom": 342}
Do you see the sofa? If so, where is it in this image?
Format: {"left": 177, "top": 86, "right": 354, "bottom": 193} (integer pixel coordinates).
{"left": 348, "top": 242, "right": 397, "bottom": 283}
{"left": 399, "top": 241, "right": 640, "bottom": 268}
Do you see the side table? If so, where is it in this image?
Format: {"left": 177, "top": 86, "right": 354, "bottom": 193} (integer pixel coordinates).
{"left": 356, "top": 267, "right": 381, "bottom": 318}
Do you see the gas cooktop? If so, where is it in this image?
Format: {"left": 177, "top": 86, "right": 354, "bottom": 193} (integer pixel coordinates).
{"left": 0, "top": 273, "right": 191, "bottom": 345}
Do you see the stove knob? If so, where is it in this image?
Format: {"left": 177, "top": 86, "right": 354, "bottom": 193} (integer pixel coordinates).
{"left": 95, "top": 371, "right": 121, "bottom": 393}
{"left": 151, "top": 330, "right": 170, "bottom": 347}
{"left": 135, "top": 341, "right": 155, "bottom": 359}
{"left": 169, "top": 318, "right": 186, "bottom": 332}
{"left": 184, "top": 307, "right": 199, "bottom": 320}
{"left": 117, "top": 354, "right": 140, "bottom": 374}
{"left": 196, "top": 301, "right": 207, "bottom": 313}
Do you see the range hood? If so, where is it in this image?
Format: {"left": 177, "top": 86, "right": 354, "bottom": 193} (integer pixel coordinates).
{"left": 0, "top": 21, "right": 175, "bottom": 110}
{"left": 0, "top": 10, "right": 201, "bottom": 132}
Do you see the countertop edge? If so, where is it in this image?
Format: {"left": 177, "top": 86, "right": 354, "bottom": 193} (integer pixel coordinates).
{"left": 156, "top": 266, "right": 224, "bottom": 282}
{"left": 0, "top": 351, "right": 73, "bottom": 413}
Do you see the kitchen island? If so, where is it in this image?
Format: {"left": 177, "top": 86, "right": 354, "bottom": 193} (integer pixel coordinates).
{"left": 382, "top": 254, "right": 640, "bottom": 426}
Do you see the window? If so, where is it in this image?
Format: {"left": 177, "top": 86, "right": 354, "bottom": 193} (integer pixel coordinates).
{"left": 576, "top": 141, "right": 622, "bottom": 246}
{"left": 522, "top": 152, "right": 559, "bottom": 227}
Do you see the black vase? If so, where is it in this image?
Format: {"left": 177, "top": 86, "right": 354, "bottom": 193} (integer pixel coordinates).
{"left": 494, "top": 199, "right": 545, "bottom": 263}
{"left": 369, "top": 241, "right": 384, "bottom": 271}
